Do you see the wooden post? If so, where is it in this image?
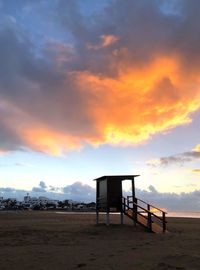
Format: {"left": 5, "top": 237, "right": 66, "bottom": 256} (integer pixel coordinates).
{"left": 163, "top": 212, "right": 166, "bottom": 232}
{"left": 132, "top": 178, "right": 135, "bottom": 200}
{"left": 148, "top": 212, "right": 152, "bottom": 232}
{"left": 134, "top": 198, "right": 138, "bottom": 223}
{"left": 147, "top": 204, "right": 152, "bottom": 231}
{"left": 96, "top": 181, "right": 99, "bottom": 225}
{"left": 132, "top": 178, "right": 137, "bottom": 222}
{"left": 131, "top": 195, "right": 137, "bottom": 226}
{"left": 120, "top": 212, "right": 123, "bottom": 225}
{"left": 96, "top": 211, "right": 99, "bottom": 225}
{"left": 123, "top": 197, "right": 126, "bottom": 212}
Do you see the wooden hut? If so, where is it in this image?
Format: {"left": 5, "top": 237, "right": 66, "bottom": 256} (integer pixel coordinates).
{"left": 94, "top": 175, "right": 139, "bottom": 225}
{"left": 94, "top": 175, "right": 167, "bottom": 233}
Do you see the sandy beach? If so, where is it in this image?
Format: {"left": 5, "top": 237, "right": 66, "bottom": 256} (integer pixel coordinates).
{"left": 0, "top": 211, "right": 199, "bottom": 270}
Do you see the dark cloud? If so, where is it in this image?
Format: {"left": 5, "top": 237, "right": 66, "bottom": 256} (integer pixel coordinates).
{"left": 62, "top": 181, "right": 95, "bottom": 200}
{"left": 136, "top": 185, "right": 200, "bottom": 211}
{"left": 147, "top": 148, "right": 200, "bottom": 167}
{"left": 148, "top": 185, "right": 158, "bottom": 193}
{"left": 0, "top": 16, "right": 96, "bottom": 153}
{"left": 54, "top": 0, "right": 178, "bottom": 75}
{"left": 31, "top": 187, "right": 46, "bottom": 193}
{"left": 32, "top": 181, "right": 47, "bottom": 192}
{"left": 159, "top": 154, "right": 192, "bottom": 166}
{"left": 39, "top": 181, "right": 47, "bottom": 189}
{"left": 0, "top": 120, "right": 23, "bottom": 152}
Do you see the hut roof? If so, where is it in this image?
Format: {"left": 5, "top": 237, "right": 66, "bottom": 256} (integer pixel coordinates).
{"left": 94, "top": 175, "right": 140, "bottom": 182}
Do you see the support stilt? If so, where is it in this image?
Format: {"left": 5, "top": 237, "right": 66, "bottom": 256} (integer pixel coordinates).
{"left": 96, "top": 211, "right": 99, "bottom": 225}
{"left": 106, "top": 212, "right": 110, "bottom": 226}
{"left": 120, "top": 212, "right": 124, "bottom": 225}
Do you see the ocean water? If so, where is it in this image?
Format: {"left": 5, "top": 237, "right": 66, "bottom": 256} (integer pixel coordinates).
{"left": 167, "top": 211, "right": 200, "bottom": 218}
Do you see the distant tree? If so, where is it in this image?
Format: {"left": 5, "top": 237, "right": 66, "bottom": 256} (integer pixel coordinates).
{"left": 32, "top": 204, "right": 42, "bottom": 210}
{"left": 58, "top": 201, "right": 65, "bottom": 208}
{"left": 86, "top": 202, "right": 96, "bottom": 208}
{"left": 46, "top": 203, "right": 56, "bottom": 209}
{"left": 10, "top": 200, "right": 17, "bottom": 208}
{"left": 63, "top": 200, "right": 70, "bottom": 207}
{"left": 4, "top": 199, "right": 17, "bottom": 210}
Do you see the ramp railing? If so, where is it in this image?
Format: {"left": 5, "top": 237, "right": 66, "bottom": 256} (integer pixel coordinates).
{"left": 122, "top": 196, "right": 167, "bottom": 233}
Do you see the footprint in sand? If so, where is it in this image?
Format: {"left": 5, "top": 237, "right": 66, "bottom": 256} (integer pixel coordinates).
{"left": 77, "top": 263, "right": 87, "bottom": 268}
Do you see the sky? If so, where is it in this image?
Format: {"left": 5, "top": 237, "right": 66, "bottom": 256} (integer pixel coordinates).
{"left": 0, "top": 0, "right": 200, "bottom": 211}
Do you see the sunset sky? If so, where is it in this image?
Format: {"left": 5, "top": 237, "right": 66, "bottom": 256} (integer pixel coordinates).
{"left": 0, "top": 0, "right": 200, "bottom": 210}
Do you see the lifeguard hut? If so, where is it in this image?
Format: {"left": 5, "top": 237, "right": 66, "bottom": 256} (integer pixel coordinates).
{"left": 94, "top": 175, "right": 167, "bottom": 233}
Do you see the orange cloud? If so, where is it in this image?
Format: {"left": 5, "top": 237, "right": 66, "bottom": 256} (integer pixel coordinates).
{"left": 22, "top": 128, "right": 82, "bottom": 156}
{"left": 87, "top": 35, "right": 118, "bottom": 50}
{"left": 74, "top": 55, "right": 200, "bottom": 145}
{"left": 101, "top": 35, "right": 118, "bottom": 47}
{"left": 21, "top": 127, "right": 108, "bottom": 155}
{"left": 2, "top": 54, "right": 200, "bottom": 156}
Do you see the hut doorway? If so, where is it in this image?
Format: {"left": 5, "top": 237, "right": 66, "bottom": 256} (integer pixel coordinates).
{"left": 122, "top": 180, "right": 132, "bottom": 199}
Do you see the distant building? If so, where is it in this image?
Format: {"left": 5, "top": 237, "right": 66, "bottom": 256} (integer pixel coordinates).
{"left": 39, "top": 196, "right": 49, "bottom": 204}
{"left": 24, "top": 193, "right": 31, "bottom": 203}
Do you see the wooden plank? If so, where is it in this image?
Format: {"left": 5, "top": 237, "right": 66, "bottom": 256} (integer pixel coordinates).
{"left": 137, "top": 214, "right": 148, "bottom": 227}
{"left": 151, "top": 222, "right": 163, "bottom": 233}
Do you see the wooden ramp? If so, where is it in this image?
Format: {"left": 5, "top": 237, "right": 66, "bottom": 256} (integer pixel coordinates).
{"left": 123, "top": 198, "right": 167, "bottom": 233}
{"left": 125, "top": 210, "right": 164, "bottom": 233}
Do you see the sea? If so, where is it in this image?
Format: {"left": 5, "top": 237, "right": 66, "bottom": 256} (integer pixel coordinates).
{"left": 166, "top": 211, "right": 200, "bottom": 218}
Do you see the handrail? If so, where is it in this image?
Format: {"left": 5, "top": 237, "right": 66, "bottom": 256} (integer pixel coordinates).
{"left": 123, "top": 199, "right": 163, "bottom": 221}
{"left": 128, "top": 197, "right": 167, "bottom": 222}
{"left": 122, "top": 196, "right": 167, "bottom": 233}
{"left": 127, "top": 196, "right": 167, "bottom": 214}
{"left": 127, "top": 205, "right": 148, "bottom": 220}
{"left": 134, "top": 202, "right": 164, "bottom": 221}
{"left": 122, "top": 198, "right": 148, "bottom": 214}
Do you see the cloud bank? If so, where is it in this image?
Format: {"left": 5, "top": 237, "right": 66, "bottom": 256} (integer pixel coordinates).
{"left": 1, "top": 0, "right": 200, "bottom": 155}
{"left": 0, "top": 181, "right": 199, "bottom": 211}
{"left": 0, "top": 181, "right": 96, "bottom": 203}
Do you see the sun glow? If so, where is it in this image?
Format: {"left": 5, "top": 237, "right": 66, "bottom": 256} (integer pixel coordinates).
{"left": 193, "top": 144, "right": 200, "bottom": 152}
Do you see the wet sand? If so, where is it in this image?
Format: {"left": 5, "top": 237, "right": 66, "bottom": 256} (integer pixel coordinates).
{"left": 0, "top": 211, "right": 199, "bottom": 270}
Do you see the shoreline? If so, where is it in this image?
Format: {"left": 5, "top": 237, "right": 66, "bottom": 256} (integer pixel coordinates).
{"left": 1, "top": 209, "right": 200, "bottom": 219}
{"left": 56, "top": 211, "right": 200, "bottom": 219}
